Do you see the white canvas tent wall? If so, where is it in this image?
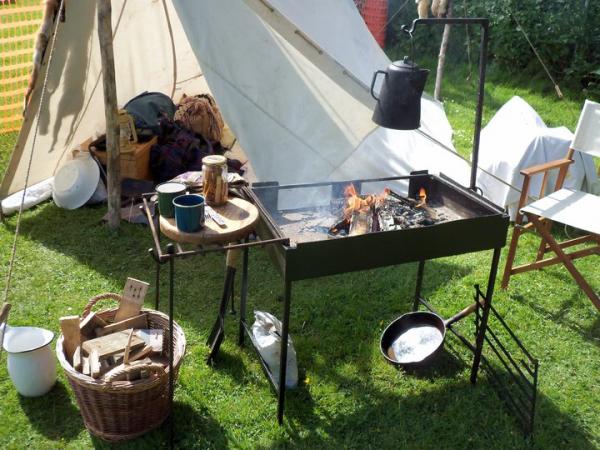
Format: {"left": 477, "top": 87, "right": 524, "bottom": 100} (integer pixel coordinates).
{"left": 1, "top": 0, "right": 470, "bottom": 204}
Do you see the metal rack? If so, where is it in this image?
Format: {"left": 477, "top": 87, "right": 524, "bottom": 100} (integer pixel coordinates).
{"left": 474, "top": 286, "right": 539, "bottom": 435}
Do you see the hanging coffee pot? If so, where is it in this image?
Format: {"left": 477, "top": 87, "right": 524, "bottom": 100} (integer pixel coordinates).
{"left": 370, "top": 56, "right": 429, "bottom": 130}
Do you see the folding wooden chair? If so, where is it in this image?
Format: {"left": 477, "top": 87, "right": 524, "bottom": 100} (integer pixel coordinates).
{"left": 502, "top": 100, "right": 600, "bottom": 311}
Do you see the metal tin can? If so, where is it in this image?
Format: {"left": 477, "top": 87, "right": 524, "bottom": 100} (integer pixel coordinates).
{"left": 202, "top": 155, "right": 228, "bottom": 206}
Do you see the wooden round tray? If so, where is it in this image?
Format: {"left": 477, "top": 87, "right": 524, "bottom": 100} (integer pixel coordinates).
{"left": 159, "top": 197, "right": 259, "bottom": 245}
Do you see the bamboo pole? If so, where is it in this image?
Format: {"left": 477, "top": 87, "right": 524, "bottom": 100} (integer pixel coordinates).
{"left": 97, "top": 0, "right": 121, "bottom": 229}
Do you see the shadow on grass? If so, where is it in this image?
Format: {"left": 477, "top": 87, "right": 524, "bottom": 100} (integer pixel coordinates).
{"left": 278, "top": 370, "right": 595, "bottom": 450}
{"left": 18, "top": 381, "right": 84, "bottom": 442}
{"left": 89, "top": 401, "right": 228, "bottom": 450}
{"left": 15, "top": 204, "right": 156, "bottom": 284}
{"left": 513, "top": 290, "right": 600, "bottom": 345}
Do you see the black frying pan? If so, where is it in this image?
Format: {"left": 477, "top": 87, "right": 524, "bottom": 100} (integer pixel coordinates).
{"left": 380, "top": 301, "right": 481, "bottom": 369}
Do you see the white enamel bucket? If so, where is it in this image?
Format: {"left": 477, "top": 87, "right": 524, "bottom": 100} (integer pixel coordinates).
{"left": 1, "top": 324, "right": 57, "bottom": 397}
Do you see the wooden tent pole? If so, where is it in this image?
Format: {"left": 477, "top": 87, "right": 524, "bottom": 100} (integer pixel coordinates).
{"left": 433, "top": 0, "right": 452, "bottom": 101}
{"left": 97, "top": 0, "right": 121, "bottom": 229}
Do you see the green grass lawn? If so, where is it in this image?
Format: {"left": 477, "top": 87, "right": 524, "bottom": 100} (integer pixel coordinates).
{"left": 1, "top": 65, "right": 599, "bottom": 449}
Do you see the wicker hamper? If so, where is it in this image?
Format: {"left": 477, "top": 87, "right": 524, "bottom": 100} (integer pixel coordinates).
{"left": 56, "top": 293, "right": 186, "bottom": 442}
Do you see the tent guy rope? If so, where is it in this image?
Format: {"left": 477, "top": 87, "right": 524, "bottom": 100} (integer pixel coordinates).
{"left": 2, "top": 0, "right": 65, "bottom": 305}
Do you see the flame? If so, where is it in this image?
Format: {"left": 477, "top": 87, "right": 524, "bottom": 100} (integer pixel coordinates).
{"left": 417, "top": 187, "right": 427, "bottom": 207}
{"left": 342, "top": 184, "right": 387, "bottom": 219}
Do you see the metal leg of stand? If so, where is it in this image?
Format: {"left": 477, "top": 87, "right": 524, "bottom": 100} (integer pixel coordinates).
{"left": 413, "top": 260, "right": 425, "bottom": 311}
{"left": 155, "top": 260, "right": 161, "bottom": 310}
{"left": 277, "top": 278, "right": 292, "bottom": 425}
{"left": 238, "top": 239, "right": 250, "bottom": 346}
{"left": 154, "top": 201, "right": 162, "bottom": 311}
{"left": 167, "top": 244, "right": 175, "bottom": 449}
{"left": 229, "top": 268, "right": 236, "bottom": 315}
{"left": 206, "top": 266, "right": 236, "bottom": 363}
{"left": 470, "top": 247, "right": 501, "bottom": 384}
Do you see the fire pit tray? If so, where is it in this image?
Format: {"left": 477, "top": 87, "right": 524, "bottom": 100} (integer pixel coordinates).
{"left": 245, "top": 173, "right": 509, "bottom": 281}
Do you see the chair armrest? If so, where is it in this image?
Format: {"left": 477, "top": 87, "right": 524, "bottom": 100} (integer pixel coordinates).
{"left": 520, "top": 158, "right": 573, "bottom": 177}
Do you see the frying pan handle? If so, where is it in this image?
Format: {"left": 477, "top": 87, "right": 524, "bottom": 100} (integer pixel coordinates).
{"left": 444, "top": 297, "right": 485, "bottom": 328}
{"left": 370, "top": 70, "right": 386, "bottom": 101}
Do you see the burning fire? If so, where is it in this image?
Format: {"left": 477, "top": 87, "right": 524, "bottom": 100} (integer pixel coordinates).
{"left": 329, "top": 184, "right": 433, "bottom": 236}
{"left": 417, "top": 187, "right": 427, "bottom": 207}
{"left": 343, "top": 184, "right": 386, "bottom": 219}
{"left": 342, "top": 184, "right": 428, "bottom": 219}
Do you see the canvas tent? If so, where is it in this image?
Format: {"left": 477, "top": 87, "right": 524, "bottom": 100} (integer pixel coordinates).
{"left": 1, "top": 0, "right": 471, "bottom": 208}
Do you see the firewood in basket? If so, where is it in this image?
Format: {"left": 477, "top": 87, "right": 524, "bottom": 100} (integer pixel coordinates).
{"left": 94, "top": 313, "right": 148, "bottom": 337}
{"left": 90, "top": 349, "right": 101, "bottom": 379}
{"left": 108, "top": 353, "right": 123, "bottom": 366}
{"left": 82, "top": 356, "right": 90, "bottom": 376}
{"left": 100, "top": 358, "right": 112, "bottom": 376}
{"left": 136, "top": 329, "right": 164, "bottom": 353}
{"left": 114, "top": 278, "right": 149, "bottom": 322}
{"left": 59, "top": 315, "right": 81, "bottom": 363}
{"left": 80, "top": 312, "right": 107, "bottom": 338}
{"left": 128, "top": 345, "right": 154, "bottom": 362}
{"left": 123, "top": 329, "right": 135, "bottom": 364}
{"left": 72, "top": 346, "right": 82, "bottom": 372}
{"left": 82, "top": 330, "right": 144, "bottom": 358}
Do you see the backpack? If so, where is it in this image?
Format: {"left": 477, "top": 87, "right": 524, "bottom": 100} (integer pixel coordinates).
{"left": 124, "top": 92, "right": 176, "bottom": 139}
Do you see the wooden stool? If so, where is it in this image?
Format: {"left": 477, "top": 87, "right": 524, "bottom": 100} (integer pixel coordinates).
{"left": 159, "top": 197, "right": 259, "bottom": 361}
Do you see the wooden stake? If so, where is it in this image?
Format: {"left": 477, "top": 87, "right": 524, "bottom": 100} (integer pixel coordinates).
{"left": 97, "top": 0, "right": 121, "bottom": 229}
{"left": 434, "top": 1, "right": 452, "bottom": 102}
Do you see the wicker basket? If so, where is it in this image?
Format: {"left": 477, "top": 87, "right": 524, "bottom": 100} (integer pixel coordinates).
{"left": 56, "top": 293, "right": 186, "bottom": 442}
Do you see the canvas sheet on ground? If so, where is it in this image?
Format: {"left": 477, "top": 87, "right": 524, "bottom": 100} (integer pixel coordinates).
{"left": 477, "top": 96, "right": 598, "bottom": 220}
{"left": 2, "top": 0, "right": 470, "bottom": 200}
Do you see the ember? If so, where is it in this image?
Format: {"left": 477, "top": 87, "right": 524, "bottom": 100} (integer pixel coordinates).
{"left": 328, "top": 184, "right": 446, "bottom": 237}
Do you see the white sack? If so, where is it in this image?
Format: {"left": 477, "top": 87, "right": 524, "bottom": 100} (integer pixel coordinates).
{"left": 251, "top": 311, "right": 298, "bottom": 388}
{"left": 1, "top": 178, "right": 53, "bottom": 215}
{"left": 477, "top": 97, "right": 598, "bottom": 220}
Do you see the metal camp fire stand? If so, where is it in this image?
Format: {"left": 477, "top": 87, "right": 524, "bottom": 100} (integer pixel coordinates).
{"left": 243, "top": 17, "right": 499, "bottom": 424}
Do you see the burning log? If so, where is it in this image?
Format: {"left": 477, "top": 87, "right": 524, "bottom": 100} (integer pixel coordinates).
{"left": 329, "top": 184, "right": 445, "bottom": 237}
{"left": 348, "top": 210, "right": 372, "bottom": 236}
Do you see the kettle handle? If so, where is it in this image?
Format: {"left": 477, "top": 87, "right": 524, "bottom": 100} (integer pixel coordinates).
{"left": 370, "top": 70, "right": 386, "bottom": 101}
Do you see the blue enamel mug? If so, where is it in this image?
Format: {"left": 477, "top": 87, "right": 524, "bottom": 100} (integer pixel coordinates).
{"left": 173, "top": 194, "right": 205, "bottom": 232}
